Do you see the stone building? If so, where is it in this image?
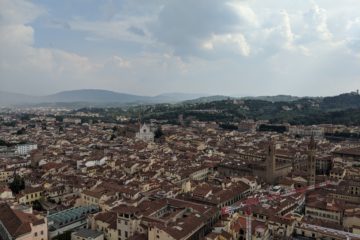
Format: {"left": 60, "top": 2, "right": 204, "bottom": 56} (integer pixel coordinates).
{"left": 218, "top": 140, "right": 292, "bottom": 184}
{"left": 135, "top": 124, "right": 154, "bottom": 142}
{"left": 307, "top": 137, "right": 317, "bottom": 186}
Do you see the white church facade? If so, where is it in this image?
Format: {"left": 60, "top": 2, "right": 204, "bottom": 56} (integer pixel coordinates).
{"left": 136, "top": 124, "right": 154, "bottom": 142}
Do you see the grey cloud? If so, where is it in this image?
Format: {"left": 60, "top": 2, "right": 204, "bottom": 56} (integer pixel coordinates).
{"left": 127, "top": 26, "right": 145, "bottom": 36}
{"left": 49, "top": 19, "right": 71, "bottom": 29}
{"left": 347, "top": 39, "right": 360, "bottom": 54}
{"left": 148, "top": 0, "right": 241, "bottom": 56}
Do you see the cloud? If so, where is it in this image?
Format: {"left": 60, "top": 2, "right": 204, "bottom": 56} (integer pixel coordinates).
{"left": 68, "top": 17, "right": 152, "bottom": 44}
{"left": 0, "top": 0, "right": 100, "bottom": 94}
{"left": 48, "top": 19, "right": 71, "bottom": 30}
{"left": 0, "top": 0, "right": 46, "bottom": 24}
{"left": 301, "top": 3, "right": 332, "bottom": 42}
{"left": 2, "top": 0, "right": 360, "bottom": 96}
{"left": 227, "top": 1, "right": 258, "bottom": 27}
{"left": 202, "top": 33, "right": 251, "bottom": 56}
{"left": 149, "top": 0, "right": 242, "bottom": 56}
{"left": 127, "top": 26, "right": 146, "bottom": 36}
{"left": 345, "top": 17, "right": 360, "bottom": 56}
{"left": 111, "top": 56, "right": 131, "bottom": 68}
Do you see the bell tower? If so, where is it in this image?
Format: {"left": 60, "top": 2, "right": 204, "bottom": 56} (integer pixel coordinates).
{"left": 266, "top": 139, "right": 276, "bottom": 184}
{"left": 307, "top": 136, "right": 317, "bottom": 186}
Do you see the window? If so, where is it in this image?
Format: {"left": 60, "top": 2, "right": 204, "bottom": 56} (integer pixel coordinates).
{"left": 41, "top": 231, "right": 44, "bottom": 235}
{"left": 125, "top": 231, "right": 128, "bottom": 238}
{"left": 34, "top": 232, "right": 38, "bottom": 237}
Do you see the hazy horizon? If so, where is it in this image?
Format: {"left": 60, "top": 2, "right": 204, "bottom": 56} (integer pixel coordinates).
{"left": 1, "top": 0, "right": 360, "bottom": 96}
{"left": 1, "top": 88, "right": 355, "bottom": 98}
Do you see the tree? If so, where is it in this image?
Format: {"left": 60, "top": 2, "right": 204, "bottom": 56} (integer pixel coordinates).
{"left": 154, "top": 126, "right": 164, "bottom": 139}
{"left": 110, "top": 134, "right": 116, "bottom": 141}
{"left": 32, "top": 200, "right": 43, "bottom": 211}
{"left": 9, "top": 174, "right": 25, "bottom": 194}
{"left": 20, "top": 114, "right": 31, "bottom": 121}
{"left": 16, "top": 127, "right": 26, "bottom": 135}
{"left": 55, "top": 116, "right": 63, "bottom": 122}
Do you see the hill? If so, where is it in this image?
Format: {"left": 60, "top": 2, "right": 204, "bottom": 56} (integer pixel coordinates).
{"left": 43, "top": 89, "right": 149, "bottom": 103}
{"left": 0, "top": 90, "right": 206, "bottom": 107}
{"left": 320, "top": 92, "right": 360, "bottom": 110}
{"left": 121, "top": 92, "right": 360, "bottom": 126}
{"left": 242, "top": 95, "right": 301, "bottom": 102}
{"left": 183, "top": 95, "right": 233, "bottom": 104}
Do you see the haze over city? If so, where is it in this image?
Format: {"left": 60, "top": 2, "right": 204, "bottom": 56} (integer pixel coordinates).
{"left": 1, "top": 0, "right": 360, "bottom": 96}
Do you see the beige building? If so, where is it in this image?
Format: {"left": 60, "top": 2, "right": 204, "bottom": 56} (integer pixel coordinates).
{"left": 305, "top": 199, "right": 343, "bottom": 224}
{"left": 294, "top": 222, "right": 360, "bottom": 240}
{"left": 218, "top": 140, "right": 292, "bottom": 185}
{"left": 0, "top": 168, "right": 13, "bottom": 182}
{"left": 0, "top": 185, "right": 14, "bottom": 200}
{"left": 116, "top": 206, "right": 142, "bottom": 240}
{"left": 0, "top": 203, "right": 48, "bottom": 240}
{"left": 343, "top": 208, "right": 360, "bottom": 233}
{"left": 91, "top": 212, "right": 118, "bottom": 240}
{"left": 18, "top": 187, "right": 44, "bottom": 205}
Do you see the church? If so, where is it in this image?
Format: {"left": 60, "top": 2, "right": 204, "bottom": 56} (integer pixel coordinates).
{"left": 135, "top": 123, "right": 154, "bottom": 142}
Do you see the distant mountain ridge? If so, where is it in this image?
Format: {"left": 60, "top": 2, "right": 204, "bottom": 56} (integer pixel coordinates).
{"left": 43, "top": 89, "right": 148, "bottom": 103}
{"left": 0, "top": 89, "right": 207, "bottom": 107}
{"left": 1, "top": 90, "right": 359, "bottom": 110}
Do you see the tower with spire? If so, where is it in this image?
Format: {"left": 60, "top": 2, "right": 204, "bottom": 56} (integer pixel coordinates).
{"left": 307, "top": 136, "right": 317, "bottom": 186}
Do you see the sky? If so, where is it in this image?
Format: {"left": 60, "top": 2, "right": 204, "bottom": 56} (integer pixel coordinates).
{"left": 1, "top": 0, "right": 360, "bottom": 97}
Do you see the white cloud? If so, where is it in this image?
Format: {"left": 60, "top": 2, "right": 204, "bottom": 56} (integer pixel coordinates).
{"left": 0, "top": 0, "right": 46, "bottom": 24}
{"left": 227, "top": 1, "right": 259, "bottom": 27}
{"left": 302, "top": 3, "right": 332, "bottom": 41}
{"left": 2, "top": 0, "right": 360, "bottom": 96}
{"left": 202, "top": 33, "right": 251, "bottom": 56}
{"left": 111, "top": 56, "right": 131, "bottom": 68}
{"left": 0, "top": 0, "right": 101, "bottom": 94}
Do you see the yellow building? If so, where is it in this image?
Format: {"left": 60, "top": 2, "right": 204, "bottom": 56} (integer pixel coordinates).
{"left": 0, "top": 168, "right": 13, "bottom": 182}
{"left": 18, "top": 186, "right": 44, "bottom": 205}
{"left": 81, "top": 189, "right": 104, "bottom": 206}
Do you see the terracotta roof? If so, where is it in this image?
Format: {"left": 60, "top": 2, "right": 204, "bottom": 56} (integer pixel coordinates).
{"left": 94, "top": 211, "right": 117, "bottom": 229}
{"left": 0, "top": 203, "right": 43, "bottom": 238}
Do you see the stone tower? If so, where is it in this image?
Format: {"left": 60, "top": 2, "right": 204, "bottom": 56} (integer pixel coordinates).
{"left": 307, "top": 136, "right": 317, "bottom": 186}
{"left": 266, "top": 140, "right": 276, "bottom": 184}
